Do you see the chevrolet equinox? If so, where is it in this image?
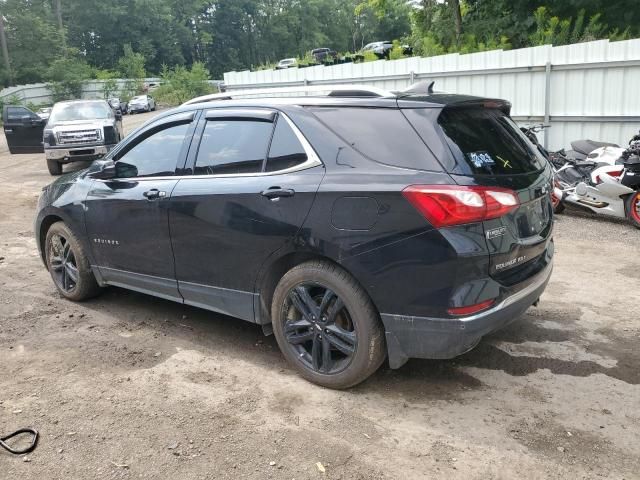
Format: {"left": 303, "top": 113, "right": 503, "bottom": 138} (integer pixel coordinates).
{"left": 35, "top": 83, "right": 554, "bottom": 389}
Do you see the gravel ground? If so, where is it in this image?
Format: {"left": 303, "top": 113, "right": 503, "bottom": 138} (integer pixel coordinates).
{"left": 0, "top": 111, "right": 639, "bottom": 479}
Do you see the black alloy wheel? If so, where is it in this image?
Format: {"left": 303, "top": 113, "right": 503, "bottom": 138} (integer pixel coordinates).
{"left": 48, "top": 233, "right": 79, "bottom": 293}
{"left": 283, "top": 283, "right": 357, "bottom": 375}
{"left": 271, "top": 261, "right": 386, "bottom": 389}
{"left": 45, "top": 221, "right": 101, "bottom": 301}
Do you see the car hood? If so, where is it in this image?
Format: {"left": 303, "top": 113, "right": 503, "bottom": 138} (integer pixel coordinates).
{"left": 47, "top": 119, "right": 114, "bottom": 130}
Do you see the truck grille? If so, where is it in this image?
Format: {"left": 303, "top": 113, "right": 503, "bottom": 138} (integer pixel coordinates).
{"left": 56, "top": 129, "right": 101, "bottom": 145}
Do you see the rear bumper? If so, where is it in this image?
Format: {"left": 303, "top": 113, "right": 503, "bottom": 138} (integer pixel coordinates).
{"left": 45, "top": 144, "right": 116, "bottom": 163}
{"left": 381, "top": 260, "right": 553, "bottom": 369}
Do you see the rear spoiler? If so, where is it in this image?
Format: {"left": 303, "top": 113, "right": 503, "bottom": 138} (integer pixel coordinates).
{"left": 440, "top": 98, "right": 512, "bottom": 116}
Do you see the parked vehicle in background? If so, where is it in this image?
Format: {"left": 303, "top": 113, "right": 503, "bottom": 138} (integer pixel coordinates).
{"left": 34, "top": 82, "right": 554, "bottom": 389}
{"left": 554, "top": 132, "right": 640, "bottom": 228}
{"left": 311, "top": 48, "right": 337, "bottom": 63}
{"left": 43, "top": 100, "right": 124, "bottom": 175}
{"left": 107, "top": 97, "right": 126, "bottom": 115}
{"left": 128, "top": 95, "right": 156, "bottom": 114}
{"left": 276, "top": 58, "right": 297, "bottom": 69}
{"left": 362, "top": 41, "right": 393, "bottom": 59}
{"left": 37, "top": 107, "right": 52, "bottom": 121}
{"left": 145, "top": 82, "right": 160, "bottom": 93}
{"left": 2, "top": 105, "right": 46, "bottom": 154}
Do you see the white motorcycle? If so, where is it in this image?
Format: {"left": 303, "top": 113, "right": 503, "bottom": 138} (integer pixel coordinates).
{"left": 554, "top": 134, "right": 640, "bottom": 228}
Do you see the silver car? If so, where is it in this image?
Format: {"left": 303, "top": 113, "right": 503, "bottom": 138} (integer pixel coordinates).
{"left": 127, "top": 95, "right": 156, "bottom": 114}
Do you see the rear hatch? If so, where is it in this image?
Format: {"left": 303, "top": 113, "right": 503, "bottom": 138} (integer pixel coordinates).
{"left": 405, "top": 102, "right": 554, "bottom": 283}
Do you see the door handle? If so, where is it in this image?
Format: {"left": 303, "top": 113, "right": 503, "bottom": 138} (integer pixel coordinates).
{"left": 261, "top": 187, "right": 295, "bottom": 200}
{"left": 143, "top": 189, "right": 166, "bottom": 200}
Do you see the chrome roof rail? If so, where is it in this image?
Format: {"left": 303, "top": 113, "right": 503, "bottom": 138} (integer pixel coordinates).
{"left": 182, "top": 85, "right": 396, "bottom": 105}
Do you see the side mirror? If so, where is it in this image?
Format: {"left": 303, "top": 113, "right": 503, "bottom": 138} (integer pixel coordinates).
{"left": 90, "top": 159, "right": 116, "bottom": 180}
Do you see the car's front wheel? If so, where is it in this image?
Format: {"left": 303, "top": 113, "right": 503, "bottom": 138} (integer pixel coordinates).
{"left": 46, "top": 159, "right": 62, "bottom": 175}
{"left": 271, "top": 261, "right": 386, "bottom": 389}
{"left": 45, "top": 222, "right": 101, "bottom": 301}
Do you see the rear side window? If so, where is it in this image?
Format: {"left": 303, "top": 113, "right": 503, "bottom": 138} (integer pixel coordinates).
{"left": 308, "top": 107, "right": 442, "bottom": 171}
{"left": 438, "top": 108, "right": 546, "bottom": 175}
{"left": 195, "top": 120, "right": 273, "bottom": 175}
{"left": 265, "top": 117, "right": 307, "bottom": 172}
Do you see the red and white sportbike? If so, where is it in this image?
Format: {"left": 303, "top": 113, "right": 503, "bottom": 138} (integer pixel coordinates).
{"left": 554, "top": 134, "right": 640, "bottom": 229}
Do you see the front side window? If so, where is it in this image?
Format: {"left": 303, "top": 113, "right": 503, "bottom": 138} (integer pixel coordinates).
{"left": 194, "top": 120, "right": 274, "bottom": 175}
{"left": 265, "top": 117, "right": 308, "bottom": 172}
{"left": 7, "top": 107, "right": 37, "bottom": 121}
{"left": 115, "top": 122, "right": 189, "bottom": 178}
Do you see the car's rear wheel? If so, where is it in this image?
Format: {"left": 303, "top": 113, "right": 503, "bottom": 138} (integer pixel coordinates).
{"left": 625, "top": 191, "right": 640, "bottom": 229}
{"left": 45, "top": 222, "right": 101, "bottom": 301}
{"left": 47, "top": 159, "right": 62, "bottom": 175}
{"left": 271, "top": 260, "right": 386, "bottom": 389}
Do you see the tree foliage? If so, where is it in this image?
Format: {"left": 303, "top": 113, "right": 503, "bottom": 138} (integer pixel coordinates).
{"left": 154, "top": 62, "right": 214, "bottom": 105}
{"left": 0, "top": 0, "right": 638, "bottom": 88}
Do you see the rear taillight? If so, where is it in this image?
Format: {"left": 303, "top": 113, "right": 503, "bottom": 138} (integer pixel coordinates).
{"left": 402, "top": 185, "right": 519, "bottom": 228}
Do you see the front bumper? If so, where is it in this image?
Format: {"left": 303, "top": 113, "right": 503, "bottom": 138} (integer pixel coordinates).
{"left": 45, "top": 144, "right": 116, "bottom": 163}
{"left": 381, "top": 261, "right": 553, "bottom": 369}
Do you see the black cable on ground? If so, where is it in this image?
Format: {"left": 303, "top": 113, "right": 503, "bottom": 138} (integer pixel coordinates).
{"left": 0, "top": 428, "right": 39, "bottom": 455}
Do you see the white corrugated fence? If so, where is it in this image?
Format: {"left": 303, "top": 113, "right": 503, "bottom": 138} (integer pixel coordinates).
{"left": 224, "top": 39, "right": 640, "bottom": 151}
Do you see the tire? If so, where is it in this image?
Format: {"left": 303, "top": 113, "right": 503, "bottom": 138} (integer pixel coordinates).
{"left": 271, "top": 260, "right": 386, "bottom": 389}
{"left": 47, "top": 159, "right": 62, "bottom": 175}
{"left": 45, "top": 222, "right": 101, "bottom": 301}
{"left": 553, "top": 201, "right": 565, "bottom": 214}
{"left": 625, "top": 192, "right": 640, "bottom": 229}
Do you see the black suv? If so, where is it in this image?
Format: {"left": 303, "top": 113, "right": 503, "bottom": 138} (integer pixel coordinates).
{"left": 35, "top": 85, "right": 554, "bottom": 389}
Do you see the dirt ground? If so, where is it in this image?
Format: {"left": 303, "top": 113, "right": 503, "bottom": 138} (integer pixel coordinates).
{"left": 0, "top": 111, "right": 639, "bottom": 479}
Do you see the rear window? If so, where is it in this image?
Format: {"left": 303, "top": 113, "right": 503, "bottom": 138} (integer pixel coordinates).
{"left": 308, "top": 107, "right": 442, "bottom": 171}
{"left": 438, "top": 108, "right": 546, "bottom": 175}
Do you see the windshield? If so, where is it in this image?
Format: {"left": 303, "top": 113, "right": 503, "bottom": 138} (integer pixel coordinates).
{"left": 49, "top": 102, "right": 111, "bottom": 123}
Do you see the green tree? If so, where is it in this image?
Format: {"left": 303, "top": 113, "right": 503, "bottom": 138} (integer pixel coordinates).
{"left": 46, "top": 55, "right": 93, "bottom": 101}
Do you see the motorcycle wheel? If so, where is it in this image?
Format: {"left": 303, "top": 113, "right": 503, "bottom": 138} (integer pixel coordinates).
{"left": 551, "top": 188, "right": 565, "bottom": 214}
{"left": 553, "top": 200, "right": 565, "bottom": 214}
{"left": 625, "top": 192, "right": 640, "bottom": 229}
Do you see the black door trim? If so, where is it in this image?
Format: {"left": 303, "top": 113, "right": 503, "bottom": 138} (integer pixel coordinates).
{"left": 98, "top": 266, "right": 182, "bottom": 303}
{"left": 178, "top": 281, "right": 257, "bottom": 323}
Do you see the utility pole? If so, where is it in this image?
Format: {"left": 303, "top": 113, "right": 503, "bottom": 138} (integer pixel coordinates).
{"left": 0, "top": 9, "right": 12, "bottom": 85}
{"left": 55, "top": 0, "right": 66, "bottom": 50}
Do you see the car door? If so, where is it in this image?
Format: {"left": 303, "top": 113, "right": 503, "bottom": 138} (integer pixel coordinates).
{"left": 169, "top": 108, "right": 325, "bottom": 321}
{"left": 84, "top": 110, "right": 199, "bottom": 301}
{"left": 3, "top": 105, "right": 46, "bottom": 154}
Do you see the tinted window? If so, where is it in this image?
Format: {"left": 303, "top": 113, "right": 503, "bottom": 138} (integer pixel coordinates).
{"left": 309, "top": 107, "right": 441, "bottom": 171}
{"left": 266, "top": 117, "right": 307, "bottom": 172}
{"left": 194, "top": 120, "right": 273, "bottom": 175}
{"left": 115, "top": 123, "right": 189, "bottom": 178}
{"left": 7, "top": 107, "right": 36, "bottom": 121}
{"left": 438, "top": 108, "right": 546, "bottom": 175}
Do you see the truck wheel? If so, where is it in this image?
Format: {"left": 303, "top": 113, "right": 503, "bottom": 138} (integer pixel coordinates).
{"left": 271, "top": 260, "right": 386, "bottom": 389}
{"left": 45, "top": 221, "right": 101, "bottom": 301}
{"left": 47, "top": 159, "right": 62, "bottom": 175}
{"left": 626, "top": 192, "right": 640, "bottom": 229}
